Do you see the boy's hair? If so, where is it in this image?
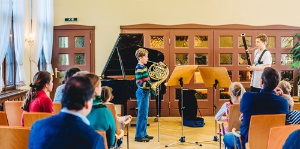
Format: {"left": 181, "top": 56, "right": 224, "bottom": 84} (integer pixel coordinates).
{"left": 101, "top": 86, "right": 114, "bottom": 102}
{"left": 135, "top": 48, "right": 148, "bottom": 61}
{"left": 277, "top": 80, "right": 292, "bottom": 94}
{"left": 256, "top": 34, "right": 268, "bottom": 43}
{"left": 63, "top": 67, "right": 80, "bottom": 84}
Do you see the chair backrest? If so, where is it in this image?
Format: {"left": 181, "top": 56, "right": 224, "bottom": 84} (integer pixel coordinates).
{"left": 96, "top": 130, "right": 108, "bottom": 149}
{"left": 0, "top": 111, "right": 9, "bottom": 126}
{"left": 105, "top": 104, "right": 118, "bottom": 130}
{"left": 23, "top": 112, "right": 54, "bottom": 127}
{"left": 0, "top": 126, "right": 30, "bottom": 149}
{"left": 248, "top": 114, "right": 286, "bottom": 149}
{"left": 267, "top": 124, "right": 300, "bottom": 149}
{"left": 228, "top": 104, "right": 241, "bottom": 132}
{"left": 294, "top": 103, "right": 300, "bottom": 111}
{"left": 53, "top": 102, "right": 62, "bottom": 115}
{"left": 4, "top": 101, "right": 23, "bottom": 126}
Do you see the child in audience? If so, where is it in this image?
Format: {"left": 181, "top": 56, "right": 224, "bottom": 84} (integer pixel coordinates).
{"left": 277, "top": 80, "right": 300, "bottom": 124}
{"left": 84, "top": 73, "right": 123, "bottom": 148}
{"left": 215, "top": 82, "right": 245, "bottom": 133}
{"left": 102, "top": 86, "right": 132, "bottom": 147}
{"left": 21, "top": 71, "right": 53, "bottom": 126}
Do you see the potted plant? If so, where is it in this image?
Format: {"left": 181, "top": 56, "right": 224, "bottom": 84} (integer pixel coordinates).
{"left": 290, "top": 33, "right": 300, "bottom": 98}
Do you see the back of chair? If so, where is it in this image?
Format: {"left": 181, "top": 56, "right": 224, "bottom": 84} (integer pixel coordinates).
{"left": 53, "top": 102, "right": 62, "bottom": 114}
{"left": 294, "top": 103, "right": 300, "bottom": 111}
{"left": 96, "top": 130, "right": 108, "bottom": 149}
{"left": 248, "top": 114, "right": 286, "bottom": 149}
{"left": 4, "top": 101, "right": 23, "bottom": 126}
{"left": 23, "top": 112, "right": 54, "bottom": 127}
{"left": 105, "top": 104, "right": 118, "bottom": 130}
{"left": 0, "top": 126, "right": 30, "bottom": 149}
{"left": 267, "top": 124, "right": 300, "bottom": 149}
{"left": 228, "top": 104, "right": 241, "bottom": 132}
{"left": 0, "top": 111, "right": 9, "bottom": 126}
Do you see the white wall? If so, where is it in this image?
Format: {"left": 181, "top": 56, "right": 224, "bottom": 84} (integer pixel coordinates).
{"left": 21, "top": 0, "right": 300, "bottom": 88}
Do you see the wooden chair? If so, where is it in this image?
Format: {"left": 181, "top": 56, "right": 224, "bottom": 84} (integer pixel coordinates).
{"left": 0, "top": 126, "right": 31, "bottom": 149}
{"left": 217, "top": 104, "right": 241, "bottom": 149}
{"left": 267, "top": 124, "right": 300, "bottom": 149}
{"left": 53, "top": 102, "right": 62, "bottom": 114}
{"left": 0, "top": 111, "right": 9, "bottom": 126}
{"left": 4, "top": 101, "right": 23, "bottom": 126}
{"left": 105, "top": 104, "right": 129, "bottom": 149}
{"left": 294, "top": 102, "right": 300, "bottom": 110}
{"left": 96, "top": 130, "right": 108, "bottom": 149}
{"left": 23, "top": 112, "right": 54, "bottom": 127}
{"left": 233, "top": 114, "right": 286, "bottom": 149}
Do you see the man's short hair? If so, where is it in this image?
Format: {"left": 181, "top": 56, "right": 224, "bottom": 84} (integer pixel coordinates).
{"left": 135, "top": 48, "right": 148, "bottom": 61}
{"left": 62, "top": 76, "right": 95, "bottom": 110}
{"left": 261, "top": 67, "right": 281, "bottom": 90}
{"left": 256, "top": 34, "right": 268, "bottom": 43}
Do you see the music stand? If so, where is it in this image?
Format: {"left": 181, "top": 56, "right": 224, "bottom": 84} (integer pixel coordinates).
{"left": 165, "top": 65, "right": 199, "bottom": 148}
{"left": 198, "top": 67, "right": 231, "bottom": 142}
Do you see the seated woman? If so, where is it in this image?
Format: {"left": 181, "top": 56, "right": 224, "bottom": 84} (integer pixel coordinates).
{"left": 84, "top": 73, "right": 123, "bottom": 148}
{"left": 277, "top": 80, "right": 300, "bottom": 124}
{"left": 53, "top": 67, "right": 80, "bottom": 102}
{"left": 215, "top": 82, "right": 245, "bottom": 133}
{"left": 101, "top": 86, "right": 132, "bottom": 147}
{"left": 21, "top": 71, "right": 54, "bottom": 126}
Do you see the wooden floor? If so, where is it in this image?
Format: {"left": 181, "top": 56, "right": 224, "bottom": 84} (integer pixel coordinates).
{"left": 121, "top": 116, "right": 221, "bottom": 149}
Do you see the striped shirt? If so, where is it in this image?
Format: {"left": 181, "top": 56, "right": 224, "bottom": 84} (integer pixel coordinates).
{"left": 287, "top": 110, "right": 300, "bottom": 125}
{"left": 135, "top": 63, "right": 151, "bottom": 89}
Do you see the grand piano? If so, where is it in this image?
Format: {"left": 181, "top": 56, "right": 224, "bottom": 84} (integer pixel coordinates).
{"left": 101, "top": 33, "right": 165, "bottom": 115}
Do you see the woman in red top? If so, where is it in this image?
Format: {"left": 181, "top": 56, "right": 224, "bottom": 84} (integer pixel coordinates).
{"left": 21, "top": 71, "right": 54, "bottom": 126}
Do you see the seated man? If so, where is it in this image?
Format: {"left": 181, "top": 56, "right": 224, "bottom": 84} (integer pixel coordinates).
{"left": 29, "top": 76, "right": 105, "bottom": 149}
{"left": 224, "top": 67, "right": 289, "bottom": 149}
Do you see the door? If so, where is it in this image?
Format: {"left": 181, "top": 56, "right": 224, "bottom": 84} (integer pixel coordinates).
{"left": 51, "top": 25, "right": 95, "bottom": 99}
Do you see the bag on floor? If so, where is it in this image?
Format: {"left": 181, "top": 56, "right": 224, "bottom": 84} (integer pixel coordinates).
{"left": 183, "top": 117, "right": 205, "bottom": 127}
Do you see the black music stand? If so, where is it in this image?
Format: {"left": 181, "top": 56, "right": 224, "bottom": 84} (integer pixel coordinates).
{"left": 165, "top": 65, "right": 199, "bottom": 148}
{"left": 198, "top": 67, "right": 231, "bottom": 142}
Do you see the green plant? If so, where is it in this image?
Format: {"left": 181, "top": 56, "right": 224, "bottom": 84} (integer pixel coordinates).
{"left": 290, "top": 33, "right": 300, "bottom": 84}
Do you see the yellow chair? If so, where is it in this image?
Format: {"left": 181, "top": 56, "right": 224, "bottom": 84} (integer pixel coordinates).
{"left": 267, "top": 124, "right": 300, "bottom": 149}
{"left": 217, "top": 104, "right": 241, "bottom": 149}
{"left": 23, "top": 112, "right": 54, "bottom": 127}
{"left": 4, "top": 101, "right": 23, "bottom": 126}
{"left": 233, "top": 114, "right": 286, "bottom": 149}
{"left": 53, "top": 102, "right": 62, "bottom": 114}
{"left": 294, "top": 103, "right": 300, "bottom": 110}
{"left": 96, "top": 130, "right": 108, "bottom": 149}
{"left": 0, "top": 126, "right": 31, "bottom": 149}
{"left": 0, "top": 111, "right": 9, "bottom": 126}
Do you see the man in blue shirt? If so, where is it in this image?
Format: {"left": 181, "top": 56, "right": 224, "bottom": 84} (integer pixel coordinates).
{"left": 224, "top": 67, "right": 289, "bottom": 149}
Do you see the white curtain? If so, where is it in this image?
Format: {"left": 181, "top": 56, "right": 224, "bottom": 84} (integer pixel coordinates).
{"left": 0, "top": 0, "right": 12, "bottom": 90}
{"left": 30, "top": 0, "right": 53, "bottom": 78}
{"left": 43, "top": 0, "right": 53, "bottom": 74}
{"left": 13, "top": 0, "right": 26, "bottom": 86}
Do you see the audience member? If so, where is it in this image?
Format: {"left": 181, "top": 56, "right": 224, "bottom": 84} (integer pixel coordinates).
{"left": 224, "top": 67, "right": 289, "bottom": 149}
{"left": 29, "top": 76, "right": 105, "bottom": 149}
{"left": 215, "top": 82, "right": 245, "bottom": 133}
{"left": 21, "top": 71, "right": 53, "bottom": 126}
{"left": 277, "top": 80, "right": 300, "bottom": 124}
{"left": 53, "top": 67, "right": 80, "bottom": 102}
{"left": 85, "top": 73, "right": 121, "bottom": 148}
{"left": 282, "top": 129, "right": 300, "bottom": 149}
{"left": 102, "top": 86, "right": 132, "bottom": 147}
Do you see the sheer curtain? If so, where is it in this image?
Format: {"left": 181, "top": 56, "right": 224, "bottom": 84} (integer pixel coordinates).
{"left": 30, "top": 0, "right": 53, "bottom": 78}
{"left": 13, "top": 0, "right": 26, "bottom": 86}
{"left": 43, "top": 0, "right": 53, "bottom": 74}
{"left": 0, "top": 0, "right": 12, "bottom": 90}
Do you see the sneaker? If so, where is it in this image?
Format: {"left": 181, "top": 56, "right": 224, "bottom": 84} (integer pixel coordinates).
{"left": 145, "top": 135, "right": 154, "bottom": 140}
{"left": 135, "top": 137, "right": 150, "bottom": 142}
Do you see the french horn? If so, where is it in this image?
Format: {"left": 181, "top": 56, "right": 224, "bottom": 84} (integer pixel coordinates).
{"left": 148, "top": 61, "right": 169, "bottom": 93}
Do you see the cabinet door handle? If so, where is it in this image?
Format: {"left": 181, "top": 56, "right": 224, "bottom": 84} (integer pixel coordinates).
{"left": 54, "top": 68, "right": 60, "bottom": 79}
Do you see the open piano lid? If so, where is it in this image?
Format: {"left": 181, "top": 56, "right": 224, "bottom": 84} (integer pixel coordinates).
{"left": 101, "top": 33, "right": 164, "bottom": 79}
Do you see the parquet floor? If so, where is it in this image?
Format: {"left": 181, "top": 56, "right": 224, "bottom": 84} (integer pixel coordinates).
{"left": 121, "top": 116, "right": 221, "bottom": 149}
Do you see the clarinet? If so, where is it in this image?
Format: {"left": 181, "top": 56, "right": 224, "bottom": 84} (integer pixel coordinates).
{"left": 241, "top": 33, "right": 252, "bottom": 66}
